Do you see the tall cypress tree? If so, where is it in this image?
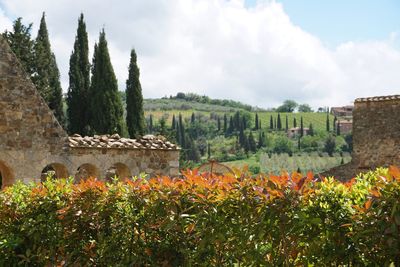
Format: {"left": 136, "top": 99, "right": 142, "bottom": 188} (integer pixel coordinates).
{"left": 148, "top": 115, "right": 153, "bottom": 133}
{"left": 248, "top": 132, "right": 257, "bottom": 153}
{"left": 48, "top": 54, "right": 65, "bottom": 125}
{"left": 293, "top": 117, "right": 297, "bottom": 128}
{"left": 300, "top": 116, "right": 304, "bottom": 137}
{"left": 217, "top": 117, "right": 221, "bottom": 132}
{"left": 285, "top": 115, "right": 289, "bottom": 131}
{"left": 33, "top": 13, "right": 65, "bottom": 124}
{"left": 88, "top": 29, "right": 124, "bottom": 134}
{"left": 191, "top": 112, "right": 195, "bottom": 124}
{"left": 223, "top": 114, "right": 228, "bottom": 133}
{"left": 309, "top": 123, "right": 314, "bottom": 136}
{"left": 126, "top": 48, "right": 145, "bottom": 138}
{"left": 277, "top": 113, "right": 282, "bottom": 130}
{"left": 67, "top": 13, "right": 90, "bottom": 135}
{"left": 255, "top": 113, "right": 259, "bottom": 130}
{"left": 3, "top": 17, "right": 35, "bottom": 76}
{"left": 178, "top": 113, "right": 186, "bottom": 148}
{"left": 333, "top": 116, "right": 337, "bottom": 133}
{"left": 171, "top": 114, "right": 176, "bottom": 130}
{"left": 326, "top": 112, "right": 330, "bottom": 132}
{"left": 269, "top": 115, "right": 273, "bottom": 129}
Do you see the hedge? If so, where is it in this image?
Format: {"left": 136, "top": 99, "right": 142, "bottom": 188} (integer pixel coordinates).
{"left": 0, "top": 166, "right": 400, "bottom": 266}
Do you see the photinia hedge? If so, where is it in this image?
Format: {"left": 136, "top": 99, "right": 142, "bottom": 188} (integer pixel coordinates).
{"left": 0, "top": 167, "right": 400, "bottom": 266}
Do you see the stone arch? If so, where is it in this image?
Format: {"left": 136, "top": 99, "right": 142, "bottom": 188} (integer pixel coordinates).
{"left": 75, "top": 163, "right": 100, "bottom": 182}
{"left": 41, "top": 163, "right": 69, "bottom": 181}
{"left": 0, "top": 161, "right": 15, "bottom": 189}
{"left": 105, "top": 162, "right": 132, "bottom": 181}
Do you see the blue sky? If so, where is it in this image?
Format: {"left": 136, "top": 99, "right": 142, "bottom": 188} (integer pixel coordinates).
{"left": 246, "top": 0, "right": 400, "bottom": 47}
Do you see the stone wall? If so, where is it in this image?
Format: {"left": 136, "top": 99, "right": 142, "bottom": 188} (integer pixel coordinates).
{"left": 323, "top": 95, "right": 400, "bottom": 180}
{"left": 352, "top": 96, "right": 400, "bottom": 169}
{"left": 0, "top": 34, "right": 179, "bottom": 189}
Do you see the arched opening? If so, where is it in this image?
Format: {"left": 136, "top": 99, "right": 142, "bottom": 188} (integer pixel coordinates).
{"left": 41, "top": 163, "right": 69, "bottom": 182}
{"left": 0, "top": 161, "right": 15, "bottom": 189}
{"left": 105, "top": 163, "right": 132, "bottom": 181}
{"left": 75, "top": 163, "right": 100, "bottom": 182}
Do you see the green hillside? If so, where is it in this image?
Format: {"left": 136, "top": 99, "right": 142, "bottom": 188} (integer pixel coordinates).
{"left": 144, "top": 101, "right": 333, "bottom": 132}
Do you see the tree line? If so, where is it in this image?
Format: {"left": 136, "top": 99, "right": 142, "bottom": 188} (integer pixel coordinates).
{"left": 3, "top": 13, "right": 145, "bottom": 138}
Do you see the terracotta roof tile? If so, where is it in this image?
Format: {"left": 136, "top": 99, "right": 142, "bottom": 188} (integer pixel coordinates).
{"left": 67, "top": 134, "right": 179, "bottom": 150}
{"left": 355, "top": 95, "right": 400, "bottom": 103}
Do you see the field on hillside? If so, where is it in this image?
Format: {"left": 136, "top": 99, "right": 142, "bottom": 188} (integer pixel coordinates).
{"left": 144, "top": 104, "right": 334, "bottom": 132}
{"left": 225, "top": 152, "right": 351, "bottom": 174}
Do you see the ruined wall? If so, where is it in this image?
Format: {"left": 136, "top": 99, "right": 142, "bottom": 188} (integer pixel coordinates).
{"left": 352, "top": 96, "right": 400, "bottom": 169}
{"left": 0, "top": 34, "right": 179, "bottom": 188}
{"left": 0, "top": 36, "right": 67, "bottom": 152}
{"left": 0, "top": 35, "right": 68, "bottom": 186}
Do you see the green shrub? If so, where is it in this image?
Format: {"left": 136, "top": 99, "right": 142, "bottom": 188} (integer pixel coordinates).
{"left": 0, "top": 167, "right": 400, "bottom": 265}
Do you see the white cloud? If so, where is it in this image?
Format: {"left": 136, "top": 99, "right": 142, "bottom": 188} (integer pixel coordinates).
{"left": 0, "top": 0, "right": 399, "bottom": 109}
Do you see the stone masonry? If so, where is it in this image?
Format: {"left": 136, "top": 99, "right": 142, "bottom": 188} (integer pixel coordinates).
{"left": 323, "top": 95, "right": 400, "bottom": 180}
{"left": 0, "top": 35, "right": 179, "bottom": 189}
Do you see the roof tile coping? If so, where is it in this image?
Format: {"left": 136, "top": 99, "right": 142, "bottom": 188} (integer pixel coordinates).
{"left": 355, "top": 95, "right": 400, "bottom": 103}
{"left": 67, "top": 134, "right": 180, "bottom": 151}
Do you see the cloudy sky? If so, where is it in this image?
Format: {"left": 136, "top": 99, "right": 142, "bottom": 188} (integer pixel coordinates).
{"left": 0, "top": 0, "right": 399, "bottom": 109}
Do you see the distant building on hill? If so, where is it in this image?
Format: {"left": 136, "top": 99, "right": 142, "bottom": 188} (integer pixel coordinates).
{"left": 331, "top": 105, "right": 354, "bottom": 117}
{"left": 336, "top": 120, "right": 353, "bottom": 134}
{"left": 287, "top": 127, "right": 310, "bottom": 138}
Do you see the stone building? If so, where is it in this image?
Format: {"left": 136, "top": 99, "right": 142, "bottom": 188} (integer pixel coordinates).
{"left": 331, "top": 105, "right": 353, "bottom": 117}
{"left": 0, "top": 35, "right": 179, "bottom": 189}
{"left": 335, "top": 120, "right": 352, "bottom": 134}
{"left": 287, "top": 127, "right": 310, "bottom": 138}
{"left": 324, "top": 95, "right": 400, "bottom": 180}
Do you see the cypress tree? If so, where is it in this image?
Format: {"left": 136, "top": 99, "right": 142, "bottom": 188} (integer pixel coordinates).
{"left": 242, "top": 117, "right": 247, "bottom": 130}
{"left": 179, "top": 114, "right": 186, "bottom": 148}
{"left": 191, "top": 112, "right": 195, "bottom": 124}
{"left": 326, "top": 112, "right": 330, "bottom": 132}
{"left": 293, "top": 117, "right": 297, "bottom": 128}
{"left": 172, "top": 114, "right": 176, "bottom": 130}
{"left": 88, "top": 29, "right": 124, "bottom": 134}
{"left": 333, "top": 116, "right": 337, "bottom": 133}
{"left": 309, "top": 123, "right": 314, "bottom": 136}
{"left": 126, "top": 48, "right": 145, "bottom": 138}
{"left": 217, "top": 116, "right": 221, "bottom": 132}
{"left": 148, "top": 115, "right": 153, "bottom": 133}
{"left": 277, "top": 113, "right": 282, "bottom": 130}
{"left": 248, "top": 132, "right": 257, "bottom": 153}
{"left": 33, "top": 13, "right": 65, "bottom": 124}
{"left": 300, "top": 116, "right": 304, "bottom": 137}
{"left": 258, "top": 131, "right": 264, "bottom": 148}
{"left": 67, "top": 13, "right": 90, "bottom": 135}
{"left": 208, "top": 143, "right": 211, "bottom": 159}
{"left": 255, "top": 113, "right": 259, "bottom": 130}
{"left": 285, "top": 115, "right": 289, "bottom": 131}
{"left": 48, "top": 54, "right": 65, "bottom": 125}
{"left": 234, "top": 112, "right": 240, "bottom": 131}
{"left": 3, "top": 17, "right": 35, "bottom": 76}
{"left": 223, "top": 114, "right": 228, "bottom": 133}
{"left": 269, "top": 115, "right": 273, "bottom": 130}
{"left": 227, "top": 116, "right": 234, "bottom": 135}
